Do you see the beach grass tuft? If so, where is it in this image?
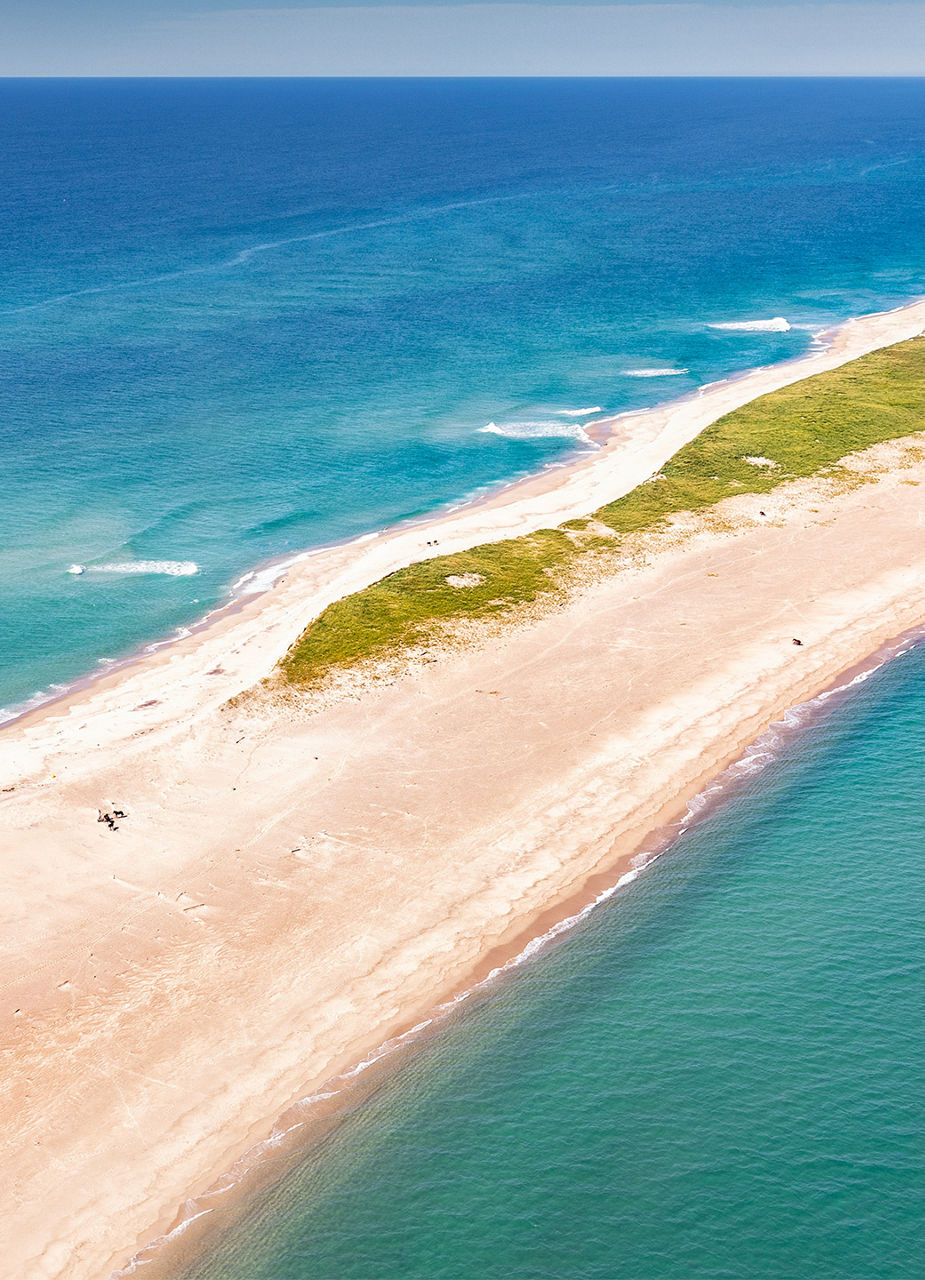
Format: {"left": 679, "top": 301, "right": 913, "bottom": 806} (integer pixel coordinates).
{"left": 281, "top": 335, "right": 925, "bottom": 687}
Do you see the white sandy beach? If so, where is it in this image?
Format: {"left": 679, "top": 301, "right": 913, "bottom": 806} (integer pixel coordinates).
{"left": 2, "top": 300, "right": 925, "bottom": 1279}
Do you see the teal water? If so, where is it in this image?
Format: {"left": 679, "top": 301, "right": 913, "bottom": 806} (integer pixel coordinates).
{"left": 178, "top": 636, "right": 925, "bottom": 1279}
{"left": 3, "top": 78, "right": 925, "bottom": 715}
{"left": 7, "top": 80, "right": 925, "bottom": 1276}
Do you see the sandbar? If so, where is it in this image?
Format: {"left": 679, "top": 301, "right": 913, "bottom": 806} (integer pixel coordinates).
{"left": 3, "top": 299, "right": 925, "bottom": 1278}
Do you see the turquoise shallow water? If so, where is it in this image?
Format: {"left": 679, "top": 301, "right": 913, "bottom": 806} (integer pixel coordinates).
{"left": 6, "top": 81, "right": 925, "bottom": 1278}
{"left": 3, "top": 78, "right": 925, "bottom": 714}
{"left": 178, "top": 637, "right": 925, "bottom": 1280}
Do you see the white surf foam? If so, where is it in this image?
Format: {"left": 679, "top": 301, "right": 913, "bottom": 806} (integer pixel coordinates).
{"left": 623, "top": 367, "right": 689, "bottom": 377}
{"left": 0, "top": 689, "right": 58, "bottom": 726}
{"left": 68, "top": 560, "right": 199, "bottom": 578}
{"left": 555, "top": 406, "right": 603, "bottom": 416}
{"left": 229, "top": 529, "right": 385, "bottom": 601}
{"left": 234, "top": 560, "right": 296, "bottom": 596}
{"left": 479, "top": 420, "right": 593, "bottom": 445}
{"left": 709, "top": 317, "right": 792, "bottom": 332}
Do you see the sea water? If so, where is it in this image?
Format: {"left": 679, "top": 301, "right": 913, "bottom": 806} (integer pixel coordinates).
{"left": 177, "top": 632, "right": 925, "bottom": 1280}
{"left": 7, "top": 79, "right": 925, "bottom": 1278}
{"left": 2, "top": 78, "right": 925, "bottom": 714}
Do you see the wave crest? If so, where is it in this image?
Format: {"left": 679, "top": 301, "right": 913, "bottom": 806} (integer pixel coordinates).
{"left": 68, "top": 560, "right": 199, "bottom": 578}
{"left": 479, "top": 420, "right": 592, "bottom": 445}
{"left": 623, "top": 367, "right": 689, "bottom": 377}
{"left": 709, "top": 317, "right": 791, "bottom": 332}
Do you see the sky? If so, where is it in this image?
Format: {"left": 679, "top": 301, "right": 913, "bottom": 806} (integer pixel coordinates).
{"left": 3, "top": 0, "right": 925, "bottom": 76}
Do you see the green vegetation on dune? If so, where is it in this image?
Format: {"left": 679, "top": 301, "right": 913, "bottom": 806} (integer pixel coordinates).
{"left": 596, "top": 335, "right": 925, "bottom": 534}
{"left": 281, "top": 529, "right": 573, "bottom": 686}
{"left": 281, "top": 335, "right": 925, "bottom": 687}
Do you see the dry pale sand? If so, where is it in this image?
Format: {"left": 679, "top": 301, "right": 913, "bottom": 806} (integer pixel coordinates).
{"left": 3, "top": 301, "right": 925, "bottom": 1279}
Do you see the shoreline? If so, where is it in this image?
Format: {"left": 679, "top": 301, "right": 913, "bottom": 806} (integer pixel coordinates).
{"left": 115, "top": 604, "right": 925, "bottom": 1280}
{"left": 3, "top": 298, "right": 925, "bottom": 1280}
{"left": 114, "top": 616, "right": 925, "bottom": 1280}
{"left": 0, "top": 299, "right": 912, "bottom": 737}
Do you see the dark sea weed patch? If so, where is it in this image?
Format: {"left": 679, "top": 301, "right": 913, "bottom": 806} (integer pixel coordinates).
{"left": 280, "top": 336, "right": 925, "bottom": 688}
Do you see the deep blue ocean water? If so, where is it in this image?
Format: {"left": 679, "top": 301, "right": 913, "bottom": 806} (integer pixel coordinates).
{"left": 178, "top": 635, "right": 925, "bottom": 1280}
{"left": 2, "top": 78, "right": 925, "bottom": 714}
{"left": 5, "top": 79, "right": 925, "bottom": 1279}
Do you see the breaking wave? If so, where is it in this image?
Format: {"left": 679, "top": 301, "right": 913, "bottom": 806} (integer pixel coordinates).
{"left": 709, "top": 317, "right": 792, "bottom": 332}
{"left": 623, "top": 367, "right": 689, "bottom": 377}
{"left": 479, "top": 420, "right": 592, "bottom": 445}
{"left": 67, "top": 560, "right": 199, "bottom": 577}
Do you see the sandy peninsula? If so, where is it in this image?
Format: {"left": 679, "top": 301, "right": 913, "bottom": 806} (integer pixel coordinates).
{"left": 3, "top": 300, "right": 925, "bottom": 1279}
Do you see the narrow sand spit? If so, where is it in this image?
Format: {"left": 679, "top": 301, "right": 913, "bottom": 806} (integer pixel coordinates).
{"left": 2, "top": 300, "right": 925, "bottom": 1280}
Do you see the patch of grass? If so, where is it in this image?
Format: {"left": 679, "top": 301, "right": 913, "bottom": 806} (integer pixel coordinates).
{"left": 281, "top": 335, "right": 925, "bottom": 687}
{"left": 281, "top": 529, "right": 572, "bottom": 687}
{"left": 596, "top": 335, "right": 925, "bottom": 533}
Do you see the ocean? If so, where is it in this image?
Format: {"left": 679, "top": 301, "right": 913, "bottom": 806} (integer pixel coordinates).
{"left": 4, "top": 79, "right": 925, "bottom": 1279}
{"left": 2, "top": 78, "right": 925, "bottom": 716}
{"left": 177, "top": 629, "right": 925, "bottom": 1280}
